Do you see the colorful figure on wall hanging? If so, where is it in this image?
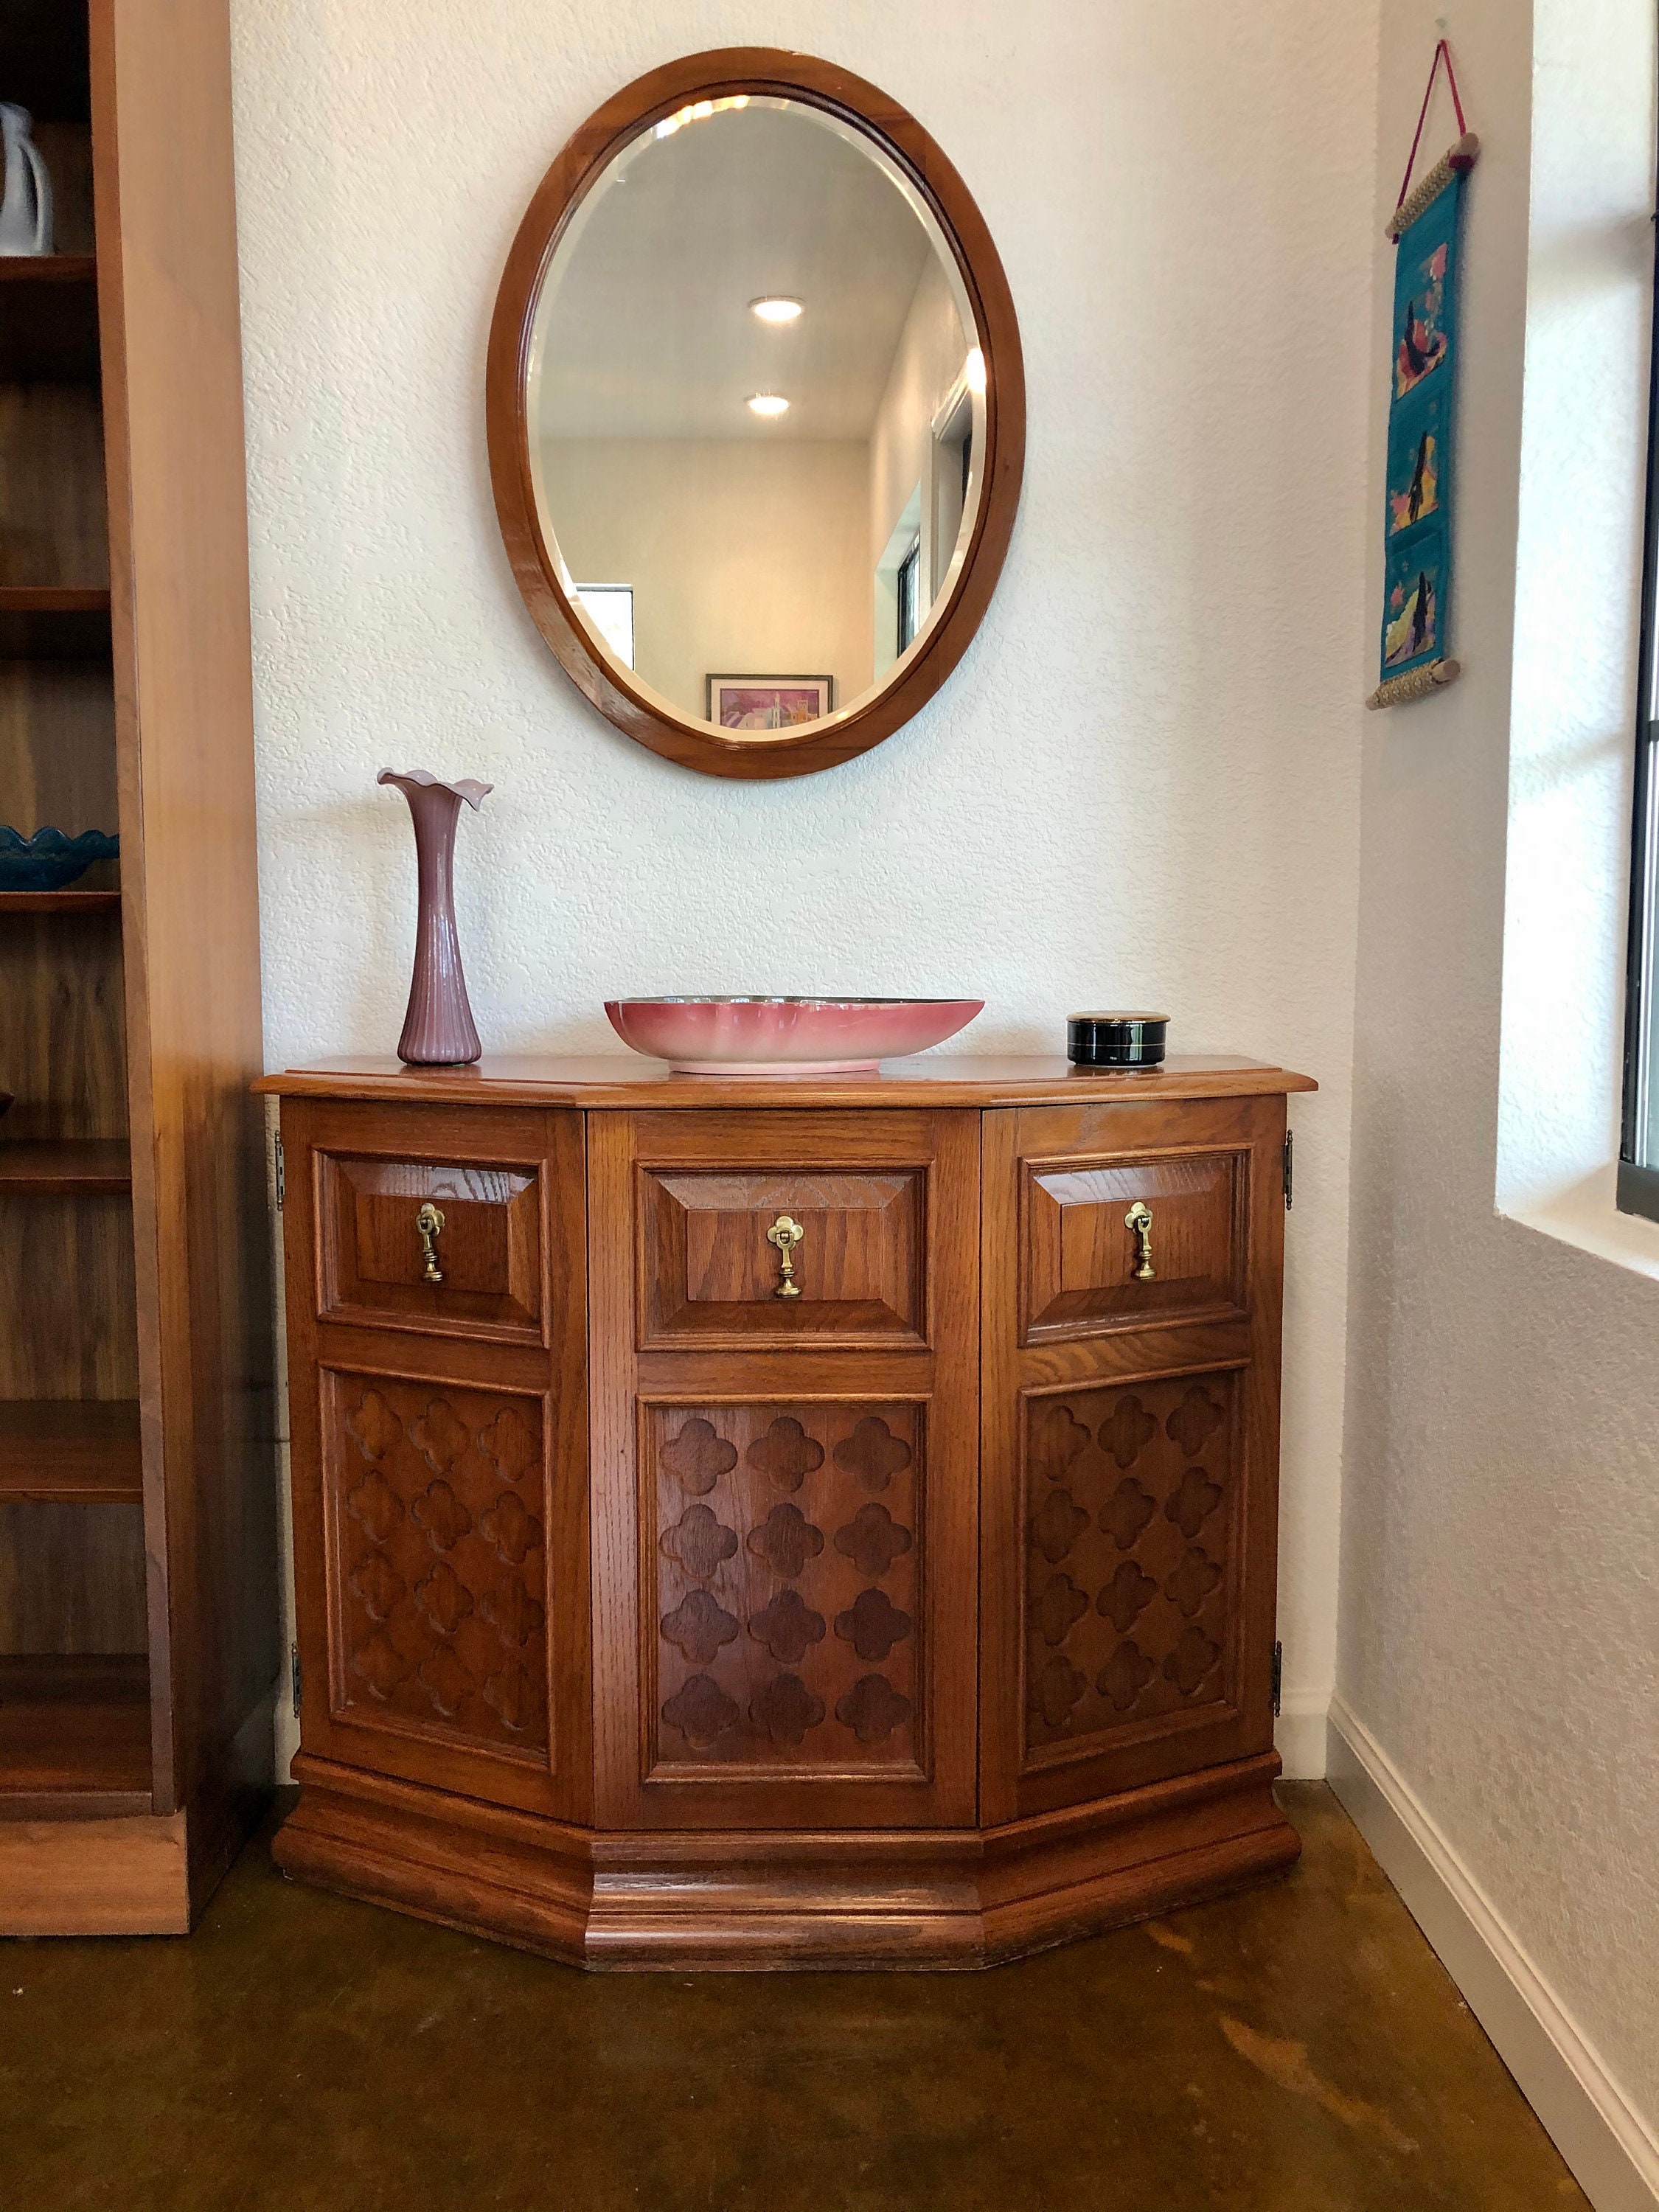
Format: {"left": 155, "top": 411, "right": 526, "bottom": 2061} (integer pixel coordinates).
{"left": 1368, "top": 41, "right": 1479, "bottom": 710}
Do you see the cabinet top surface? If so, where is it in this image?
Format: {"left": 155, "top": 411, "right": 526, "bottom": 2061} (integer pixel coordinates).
{"left": 255, "top": 1053, "right": 1317, "bottom": 1110}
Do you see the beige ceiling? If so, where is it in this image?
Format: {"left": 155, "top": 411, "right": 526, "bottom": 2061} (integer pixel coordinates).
{"left": 535, "top": 102, "right": 942, "bottom": 441}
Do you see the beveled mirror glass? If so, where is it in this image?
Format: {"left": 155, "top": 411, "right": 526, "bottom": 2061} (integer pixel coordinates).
{"left": 488, "top": 52, "right": 1024, "bottom": 779}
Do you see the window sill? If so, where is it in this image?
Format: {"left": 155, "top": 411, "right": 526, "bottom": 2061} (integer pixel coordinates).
{"left": 1503, "top": 1161, "right": 1659, "bottom": 1286}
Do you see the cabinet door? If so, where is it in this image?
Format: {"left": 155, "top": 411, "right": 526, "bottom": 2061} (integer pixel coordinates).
{"left": 283, "top": 1100, "right": 589, "bottom": 1821}
{"left": 589, "top": 1107, "right": 979, "bottom": 1830}
{"left": 981, "top": 1095, "right": 1286, "bottom": 1823}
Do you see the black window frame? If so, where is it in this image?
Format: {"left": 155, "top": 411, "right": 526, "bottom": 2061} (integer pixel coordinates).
{"left": 1619, "top": 175, "right": 1659, "bottom": 1222}
{"left": 897, "top": 535, "right": 922, "bottom": 655}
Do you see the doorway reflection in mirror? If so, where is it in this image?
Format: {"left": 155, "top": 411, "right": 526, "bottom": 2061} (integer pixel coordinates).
{"left": 526, "top": 96, "right": 986, "bottom": 732}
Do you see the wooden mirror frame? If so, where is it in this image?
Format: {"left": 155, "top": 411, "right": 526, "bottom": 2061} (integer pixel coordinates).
{"left": 486, "top": 49, "right": 1026, "bottom": 781}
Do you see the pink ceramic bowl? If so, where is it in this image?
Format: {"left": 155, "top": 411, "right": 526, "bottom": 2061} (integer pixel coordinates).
{"left": 604, "top": 996, "right": 984, "bottom": 1074}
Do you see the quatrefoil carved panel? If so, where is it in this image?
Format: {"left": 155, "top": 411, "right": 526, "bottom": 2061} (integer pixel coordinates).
{"left": 751, "top": 1672, "right": 825, "bottom": 1748}
{"left": 662, "top": 1672, "right": 740, "bottom": 1749}
{"left": 661, "top": 1588, "right": 741, "bottom": 1666}
{"left": 661, "top": 1416, "right": 737, "bottom": 1495}
{"left": 749, "top": 1587, "right": 826, "bottom": 1664}
{"left": 480, "top": 1489, "right": 542, "bottom": 1566}
{"left": 833, "top": 1502, "right": 913, "bottom": 1580}
{"left": 478, "top": 1405, "right": 538, "bottom": 1486}
{"left": 747, "top": 1502, "right": 824, "bottom": 1580}
{"left": 1098, "top": 1559, "right": 1158, "bottom": 1633}
{"left": 411, "top": 1478, "right": 473, "bottom": 1554}
{"left": 745, "top": 1415, "right": 824, "bottom": 1492}
{"left": 1099, "top": 1394, "right": 1157, "bottom": 1470}
{"left": 835, "top": 1673, "right": 911, "bottom": 1745}
{"left": 835, "top": 1587, "right": 912, "bottom": 1663}
{"left": 414, "top": 1560, "right": 473, "bottom": 1637}
{"left": 1166, "top": 1385, "right": 1225, "bottom": 1458}
{"left": 348, "top": 1389, "right": 403, "bottom": 1463}
{"left": 1030, "top": 1487, "right": 1091, "bottom": 1565}
{"left": 1032, "top": 1572, "right": 1089, "bottom": 1647}
{"left": 1030, "top": 1401, "right": 1092, "bottom": 1481}
{"left": 1023, "top": 1373, "right": 1238, "bottom": 1756}
{"left": 650, "top": 1401, "right": 922, "bottom": 1778}
{"left": 411, "top": 1398, "right": 470, "bottom": 1476}
{"left": 349, "top": 1551, "right": 405, "bottom": 1622}
{"left": 345, "top": 1465, "right": 404, "bottom": 1545}
{"left": 661, "top": 1503, "right": 740, "bottom": 1581}
{"left": 332, "top": 1377, "right": 549, "bottom": 1757}
{"left": 832, "top": 1416, "right": 912, "bottom": 1492}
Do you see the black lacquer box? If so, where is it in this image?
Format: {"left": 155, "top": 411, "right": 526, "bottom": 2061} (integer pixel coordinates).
{"left": 1067, "top": 1012, "right": 1169, "bottom": 1068}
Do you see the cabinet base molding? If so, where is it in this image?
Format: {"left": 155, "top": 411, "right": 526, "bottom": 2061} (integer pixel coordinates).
{"left": 274, "top": 1751, "right": 1298, "bottom": 1972}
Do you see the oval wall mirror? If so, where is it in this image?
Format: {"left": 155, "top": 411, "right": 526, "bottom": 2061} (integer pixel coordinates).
{"left": 487, "top": 51, "right": 1024, "bottom": 779}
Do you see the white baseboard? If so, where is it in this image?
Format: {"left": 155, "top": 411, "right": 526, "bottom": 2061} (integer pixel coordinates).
{"left": 1328, "top": 1694, "right": 1659, "bottom": 2212}
{"left": 1273, "top": 1690, "right": 1329, "bottom": 1779}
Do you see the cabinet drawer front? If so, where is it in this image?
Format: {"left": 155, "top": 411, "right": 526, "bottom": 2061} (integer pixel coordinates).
{"left": 1024, "top": 1149, "right": 1245, "bottom": 1341}
{"left": 320, "top": 1152, "right": 543, "bottom": 1341}
{"left": 635, "top": 1116, "right": 932, "bottom": 1350}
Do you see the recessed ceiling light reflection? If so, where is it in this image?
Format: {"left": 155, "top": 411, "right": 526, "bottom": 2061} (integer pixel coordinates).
{"left": 746, "top": 393, "right": 790, "bottom": 417}
{"left": 750, "top": 296, "right": 804, "bottom": 324}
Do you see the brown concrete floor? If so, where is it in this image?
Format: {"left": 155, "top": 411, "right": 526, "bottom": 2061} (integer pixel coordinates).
{"left": 0, "top": 1784, "right": 1586, "bottom": 2212}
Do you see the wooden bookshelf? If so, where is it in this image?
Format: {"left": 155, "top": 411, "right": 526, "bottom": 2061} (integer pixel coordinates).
{"left": 0, "top": 256, "right": 100, "bottom": 383}
{"left": 0, "top": 1138, "right": 131, "bottom": 1194}
{"left": 0, "top": 1654, "right": 152, "bottom": 1811}
{"left": 0, "top": 889, "right": 121, "bottom": 914}
{"left": 0, "top": 585, "right": 113, "bottom": 660}
{"left": 0, "top": 1400, "right": 142, "bottom": 1503}
{"left": 0, "top": 0, "right": 274, "bottom": 1938}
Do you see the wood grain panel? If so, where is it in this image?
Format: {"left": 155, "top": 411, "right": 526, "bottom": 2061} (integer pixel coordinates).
{"left": 981, "top": 1095, "right": 1290, "bottom": 1823}
{"left": 0, "top": 1651, "right": 149, "bottom": 1794}
{"left": 0, "top": 1192, "right": 138, "bottom": 1397}
{"left": 0, "top": 1811, "right": 191, "bottom": 1938}
{"left": 92, "top": 0, "right": 276, "bottom": 1846}
{"left": 0, "top": 385, "right": 109, "bottom": 586}
{"left": 590, "top": 1105, "right": 979, "bottom": 1831}
{"left": 0, "top": 658, "right": 120, "bottom": 837}
{"left": 0, "top": 908, "right": 126, "bottom": 1141}
{"left": 1023, "top": 1148, "right": 1245, "bottom": 1340}
{"left": 0, "top": 1502, "right": 146, "bottom": 1652}
{"left": 282, "top": 1100, "right": 590, "bottom": 1825}
{"left": 0, "top": 1398, "right": 142, "bottom": 1501}
{"left": 320, "top": 1152, "right": 542, "bottom": 1340}
{"left": 640, "top": 1162, "right": 923, "bottom": 1346}
{"left": 257, "top": 1054, "right": 1318, "bottom": 1113}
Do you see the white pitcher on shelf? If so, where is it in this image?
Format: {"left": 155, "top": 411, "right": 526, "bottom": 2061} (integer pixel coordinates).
{"left": 0, "top": 104, "right": 53, "bottom": 256}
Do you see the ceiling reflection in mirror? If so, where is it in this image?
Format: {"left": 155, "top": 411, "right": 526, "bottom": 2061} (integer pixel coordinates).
{"left": 525, "top": 96, "right": 985, "bottom": 739}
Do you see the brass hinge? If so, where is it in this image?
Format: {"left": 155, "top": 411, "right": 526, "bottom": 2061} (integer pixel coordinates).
{"left": 1271, "top": 1641, "right": 1283, "bottom": 1717}
{"left": 291, "top": 1643, "right": 302, "bottom": 1716}
{"left": 274, "top": 1130, "right": 285, "bottom": 1211}
{"left": 1282, "top": 1130, "right": 1294, "bottom": 1209}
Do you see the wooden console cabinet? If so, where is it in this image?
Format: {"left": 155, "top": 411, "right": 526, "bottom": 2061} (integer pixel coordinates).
{"left": 260, "top": 1054, "right": 1313, "bottom": 1969}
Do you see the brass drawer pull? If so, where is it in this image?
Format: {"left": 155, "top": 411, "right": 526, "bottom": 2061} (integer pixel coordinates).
{"left": 1125, "top": 1201, "right": 1155, "bottom": 1281}
{"left": 766, "top": 1213, "right": 804, "bottom": 1298}
{"left": 416, "top": 1201, "right": 445, "bottom": 1284}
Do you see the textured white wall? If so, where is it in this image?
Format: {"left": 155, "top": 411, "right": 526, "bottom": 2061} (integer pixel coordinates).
{"left": 1341, "top": 0, "right": 1659, "bottom": 2136}
{"left": 229, "top": 0, "right": 1377, "bottom": 1760}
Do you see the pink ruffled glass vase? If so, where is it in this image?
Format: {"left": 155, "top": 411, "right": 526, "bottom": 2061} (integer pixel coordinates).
{"left": 378, "top": 768, "right": 493, "bottom": 1065}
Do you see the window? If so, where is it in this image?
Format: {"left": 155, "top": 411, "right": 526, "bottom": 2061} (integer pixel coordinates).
{"left": 575, "top": 584, "right": 634, "bottom": 669}
{"left": 1619, "top": 196, "right": 1659, "bottom": 1222}
{"left": 896, "top": 538, "right": 922, "bottom": 655}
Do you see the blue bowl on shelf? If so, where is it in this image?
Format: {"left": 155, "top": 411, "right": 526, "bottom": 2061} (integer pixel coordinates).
{"left": 0, "top": 827, "right": 120, "bottom": 891}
